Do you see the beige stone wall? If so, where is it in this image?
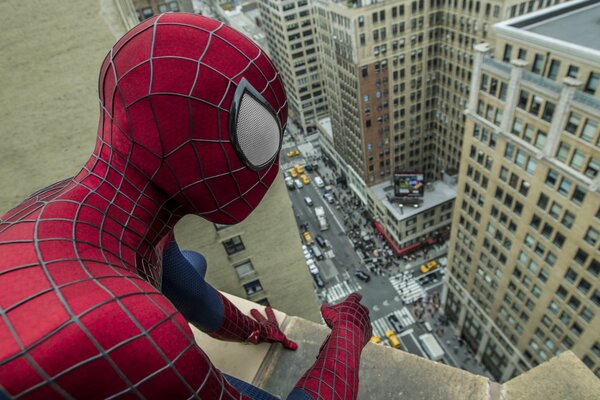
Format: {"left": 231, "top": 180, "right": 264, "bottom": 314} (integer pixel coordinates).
{"left": 0, "top": 0, "right": 123, "bottom": 213}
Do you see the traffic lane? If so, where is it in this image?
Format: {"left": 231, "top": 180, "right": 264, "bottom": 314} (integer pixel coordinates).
{"left": 399, "top": 331, "right": 426, "bottom": 358}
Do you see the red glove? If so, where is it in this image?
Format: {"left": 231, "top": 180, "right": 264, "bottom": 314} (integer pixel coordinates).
{"left": 320, "top": 292, "right": 371, "bottom": 345}
{"left": 292, "top": 292, "right": 371, "bottom": 400}
{"left": 209, "top": 292, "right": 297, "bottom": 350}
{"left": 248, "top": 306, "right": 298, "bottom": 350}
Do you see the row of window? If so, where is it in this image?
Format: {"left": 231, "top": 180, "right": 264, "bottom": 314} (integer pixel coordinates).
{"left": 221, "top": 236, "right": 267, "bottom": 299}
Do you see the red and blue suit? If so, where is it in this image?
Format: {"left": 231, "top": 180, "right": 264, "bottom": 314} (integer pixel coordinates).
{"left": 0, "top": 13, "right": 371, "bottom": 399}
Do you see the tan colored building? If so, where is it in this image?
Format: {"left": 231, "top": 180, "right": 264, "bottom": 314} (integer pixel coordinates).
{"left": 131, "top": 0, "right": 194, "bottom": 20}
{"left": 257, "top": 0, "right": 329, "bottom": 133}
{"left": 0, "top": 0, "right": 320, "bottom": 322}
{"left": 443, "top": 0, "right": 600, "bottom": 382}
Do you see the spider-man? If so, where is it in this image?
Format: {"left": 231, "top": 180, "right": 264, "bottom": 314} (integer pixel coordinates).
{"left": 0, "top": 13, "right": 371, "bottom": 399}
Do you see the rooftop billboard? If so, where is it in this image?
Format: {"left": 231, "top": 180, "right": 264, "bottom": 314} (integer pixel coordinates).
{"left": 393, "top": 172, "right": 424, "bottom": 198}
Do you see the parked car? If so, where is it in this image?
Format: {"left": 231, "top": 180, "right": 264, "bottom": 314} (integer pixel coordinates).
{"left": 287, "top": 149, "right": 300, "bottom": 157}
{"left": 311, "top": 245, "right": 324, "bottom": 260}
{"left": 354, "top": 270, "right": 371, "bottom": 282}
{"left": 294, "top": 178, "right": 304, "bottom": 189}
{"left": 315, "top": 234, "right": 327, "bottom": 249}
{"left": 303, "top": 231, "right": 314, "bottom": 245}
{"left": 307, "top": 259, "right": 319, "bottom": 275}
{"left": 304, "top": 164, "right": 314, "bottom": 172}
{"left": 312, "top": 272, "right": 326, "bottom": 288}
{"left": 323, "top": 192, "right": 334, "bottom": 204}
{"left": 387, "top": 314, "right": 404, "bottom": 333}
{"left": 304, "top": 196, "right": 313, "bottom": 206}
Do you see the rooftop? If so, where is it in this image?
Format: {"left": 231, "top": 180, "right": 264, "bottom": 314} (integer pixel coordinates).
{"left": 370, "top": 179, "right": 456, "bottom": 222}
{"left": 522, "top": 1, "right": 600, "bottom": 51}
{"left": 200, "top": 293, "right": 600, "bottom": 400}
{"left": 494, "top": 0, "right": 600, "bottom": 65}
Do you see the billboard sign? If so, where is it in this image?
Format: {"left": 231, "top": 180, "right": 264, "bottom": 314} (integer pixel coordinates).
{"left": 394, "top": 172, "right": 424, "bottom": 198}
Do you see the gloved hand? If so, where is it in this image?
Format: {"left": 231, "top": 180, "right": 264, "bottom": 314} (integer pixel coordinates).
{"left": 289, "top": 293, "right": 371, "bottom": 400}
{"left": 248, "top": 306, "right": 298, "bottom": 350}
{"left": 320, "top": 292, "right": 372, "bottom": 347}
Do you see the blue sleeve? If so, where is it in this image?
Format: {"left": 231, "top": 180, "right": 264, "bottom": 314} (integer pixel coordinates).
{"left": 286, "top": 388, "right": 314, "bottom": 400}
{"left": 161, "top": 240, "right": 224, "bottom": 332}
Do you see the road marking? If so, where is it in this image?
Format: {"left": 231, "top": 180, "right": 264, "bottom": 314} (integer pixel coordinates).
{"left": 325, "top": 280, "right": 361, "bottom": 304}
{"left": 373, "top": 305, "right": 380, "bottom": 312}
{"left": 320, "top": 195, "right": 346, "bottom": 234}
{"left": 383, "top": 300, "right": 390, "bottom": 306}
{"left": 394, "top": 296, "right": 401, "bottom": 302}
{"left": 370, "top": 308, "right": 415, "bottom": 339}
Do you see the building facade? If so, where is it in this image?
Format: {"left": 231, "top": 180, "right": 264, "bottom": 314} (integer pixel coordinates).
{"left": 132, "top": 0, "right": 194, "bottom": 20}
{"left": 257, "top": 0, "right": 329, "bottom": 132}
{"left": 174, "top": 175, "right": 322, "bottom": 322}
{"left": 443, "top": 0, "right": 600, "bottom": 382}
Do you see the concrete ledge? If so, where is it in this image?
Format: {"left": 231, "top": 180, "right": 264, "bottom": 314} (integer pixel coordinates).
{"left": 503, "top": 351, "right": 600, "bottom": 400}
{"left": 192, "top": 295, "right": 600, "bottom": 400}
{"left": 259, "top": 316, "right": 492, "bottom": 400}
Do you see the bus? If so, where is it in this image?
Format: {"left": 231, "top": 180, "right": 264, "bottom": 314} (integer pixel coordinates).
{"left": 418, "top": 333, "right": 445, "bottom": 361}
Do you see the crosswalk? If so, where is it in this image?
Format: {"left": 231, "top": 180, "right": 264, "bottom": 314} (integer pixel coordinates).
{"left": 371, "top": 308, "right": 416, "bottom": 339}
{"left": 325, "top": 280, "right": 361, "bottom": 304}
{"left": 389, "top": 271, "right": 426, "bottom": 304}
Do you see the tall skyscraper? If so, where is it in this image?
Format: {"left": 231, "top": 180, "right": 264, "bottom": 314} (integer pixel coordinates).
{"left": 444, "top": 0, "right": 599, "bottom": 382}
{"left": 257, "top": 0, "right": 329, "bottom": 133}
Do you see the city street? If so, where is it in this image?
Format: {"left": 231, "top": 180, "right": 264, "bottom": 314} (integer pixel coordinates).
{"left": 279, "top": 128, "right": 492, "bottom": 379}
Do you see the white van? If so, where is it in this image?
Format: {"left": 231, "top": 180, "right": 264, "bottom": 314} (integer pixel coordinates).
{"left": 314, "top": 176, "right": 325, "bottom": 188}
{"left": 419, "top": 333, "right": 445, "bottom": 361}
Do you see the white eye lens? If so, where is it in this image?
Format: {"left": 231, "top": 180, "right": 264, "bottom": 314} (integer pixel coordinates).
{"left": 230, "top": 79, "right": 282, "bottom": 171}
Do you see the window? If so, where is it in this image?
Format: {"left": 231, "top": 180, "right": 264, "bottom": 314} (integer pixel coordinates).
{"left": 567, "top": 65, "right": 579, "bottom": 78}
{"left": 557, "top": 177, "right": 572, "bottom": 196}
{"left": 570, "top": 150, "right": 586, "bottom": 171}
{"left": 534, "top": 130, "right": 547, "bottom": 149}
{"left": 584, "top": 227, "right": 599, "bottom": 246}
{"left": 584, "top": 72, "right": 599, "bottom": 95}
{"left": 243, "top": 279, "right": 263, "bottom": 296}
{"left": 547, "top": 60, "right": 560, "bottom": 80}
{"left": 581, "top": 119, "right": 597, "bottom": 143}
{"left": 561, "top": 210, "right": 575, "bottom": 228}
{"left": 565, "top": 113, "right": 581, "bottom": 134}
{"left": 571, "top": 185, "right": 586, "bottom": 205}
{"left": 223, "top": 236, "right": 245, "bottom": 255}
{"left": 234, "top": 260, "right": 255, "bottom": 279}
{"left": 556, "top": 142, "right": 571, "bottom": 162}
{"left": 518, "top": 48, "right": 527, "bottom": 60}
{"left": 503, "top": 44, "right": 512, "bottom": 62}
{"left": 532, "top": 54, "right": 544, "bottom": 74}
{"left": 585, "top": 158, "right": 599, "bottom": 179}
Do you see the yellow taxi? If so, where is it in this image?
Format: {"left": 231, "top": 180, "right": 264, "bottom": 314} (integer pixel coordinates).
{"left": 385, "top": 329, "right": 402, "bottom": 349}
{"left": 288, "top": 168, "right": 298, "bottom": 178}
{"left": 294, "top": 164, "right": 304, "bottom": 174}
{"left": 420, "top": 260, "right": 438, "bottom": 274}
{"left": 303, "top": 231, "right": 314, "bottom": 245}
{"left": 370, "top": 336, "right": 382, "bottom": 345}
{"left": 287, "top": 149, "right": 300, "bottom": 157}
{"left": 300, "top": 174, "right": 311, "bottom": 185}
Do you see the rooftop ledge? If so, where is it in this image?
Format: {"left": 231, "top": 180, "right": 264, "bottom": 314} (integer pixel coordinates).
{"left": 193, "top": 293, "right": 600, "bottom": 399}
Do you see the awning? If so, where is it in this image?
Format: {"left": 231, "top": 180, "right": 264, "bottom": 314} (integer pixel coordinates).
{"left": 396, "top": 240, "right": 423, "bottom": 257}
{"left": 426, "top": 236, "right": 436, "bottom": 245}
{"left": 372, "top": 220, "right": 402, "bottom": 256}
